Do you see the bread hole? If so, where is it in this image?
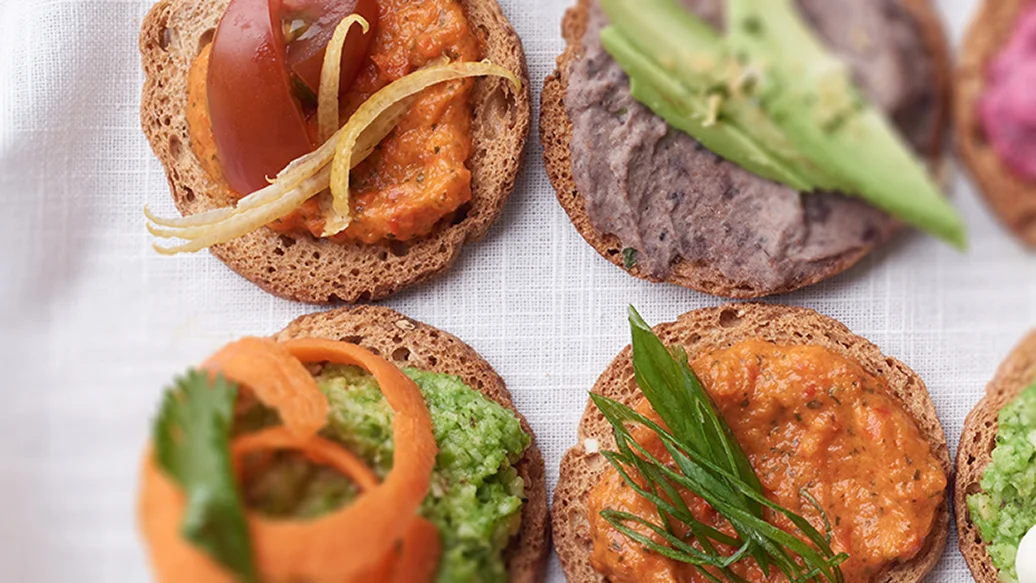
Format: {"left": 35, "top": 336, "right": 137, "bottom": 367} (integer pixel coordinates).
{"left": 718, "top": 309, "right": 742, "bottom": 328}
{"left": 389, "top": 240, "right": 409, "bottom": 257}
{"left": 437, "top": 243, "right": 447, "bottom": 254}
{"left": 339, "top": 335, "right": 364, "bottom": 344}
{"left": 278, "top": 235, "right": 296, "bottom": 249}
{"left": 377, "top": 250, "right": 388, "bottom": 261}
{"left": 168, "top": 135, "right": 183, "bottom": 158}
{"left": 348, "top": 268, "right": 360, "bottom": 277}
{"left": 391, "top": 347, "right": 411, "bottom": 362}
{"left": 367, "top": 346, "right": 381, "bottom": 356}
{"left": 427, "top": 355, "right": 438, "bottom": 366}
{"left": 159, "top": 26, "right": 173, "bottom": 51}
{"left": 266, "top": 266, "right": 275, "bottom": 274}
{"left": 273, "top": 247, "right": 285, "bottom": 256}
{"left": 356, "top": 291, "right": 371, "bottom": 302}
{"left": 964, "top": 482, "right": 982, "bottom": 496}
{"left": 687, "top": 333, "right": 701, "bottom": 344}
{"left": 476, "top": 85, "right": 513, "bottom": 139}
{"left": 312, "top": 251, "right": 321, "bottom": 260}
{"left": 429, "top": 331, "right": 440, "bottom": 339}
{"left": 183, "top": 186, "right": 195, "bottom": 202}
{"left": 392, "top": 334, "right": 403, "bottom": 343}
{"left": 197, "top": 29, "right": 216, "bottom": 55}
{"left": 451, "top": 203, "right": 472, "bottom": 226}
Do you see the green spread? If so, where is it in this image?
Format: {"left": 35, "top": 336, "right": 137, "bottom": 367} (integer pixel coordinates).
{"left": 238, "top": 365, "right": 530, "bottom": 583}
{"left": 969, "top": 382, "right": 1036, "bottom": 583}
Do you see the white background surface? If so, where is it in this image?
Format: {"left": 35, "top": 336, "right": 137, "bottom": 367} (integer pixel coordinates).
{"left": 0, "top": 0, "right": 1033, "bottom": 580}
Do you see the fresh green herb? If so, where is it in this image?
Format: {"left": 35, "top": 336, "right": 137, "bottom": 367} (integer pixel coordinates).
{"left": 592, "top": 307, "right": 848, "bottom": 583}
{"left": 799, "top": 488, "right": 833, "bottom": 544}
{"left": 622, "top": 247, "right": 638, "bottom": 269}
{"left": 153, "top": 370, "right": 258, "bottom": 583}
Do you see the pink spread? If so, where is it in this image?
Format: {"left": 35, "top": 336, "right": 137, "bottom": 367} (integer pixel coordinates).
{"left": 979, "top": 5, "right": 1036, "bottom": 181}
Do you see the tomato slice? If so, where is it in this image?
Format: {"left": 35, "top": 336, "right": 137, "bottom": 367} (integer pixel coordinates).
{"left": 207, "top": 0, "right": 377, "bottom": 195}
{"left": 284, "top": 0, "right": 380, "bottom": 98}
{"left": 208, "top": 0, "right": 314, "bottom": 194}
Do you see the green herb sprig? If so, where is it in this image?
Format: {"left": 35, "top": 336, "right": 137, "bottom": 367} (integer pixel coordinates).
{"left": 153, "top": 370, "right": 258, "bottom": 583}
{"left": 591, "top": 307, "right": 848, "bottom": 583}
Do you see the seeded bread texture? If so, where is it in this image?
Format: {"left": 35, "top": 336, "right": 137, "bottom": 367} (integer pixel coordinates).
{"left": 273, "top": 305, "right": 548, "bottom": 583}
{"left": 552, "top": 304, "right": 951, "bottom": 583}
{"left": 955, "top": 330, "right": 1036, "bottom": 583}
{"left": 140, "top": 0, "right": 531, "bottom": 303}
{"left": 956, "top": 0, "right": 1036, "bottom": 247}
{"left": 540, "top": 0, "right": 952, "bottom": 299}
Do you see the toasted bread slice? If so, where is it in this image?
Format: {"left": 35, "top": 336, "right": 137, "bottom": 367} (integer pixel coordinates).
{"left": 140, "top": 0, "right": 531, "bottom": 303}
{"left": 541, "top": 0, "right": 952, "bottom": 299}
{"left": 552, "top": 304, "right": 951, "bottom": 583}
{"left": 273, "top": 305, "right": 548, "bottom": 582}
{"left": 955, "top": 331, "right": 1036, "bottom": 583}
{"left": 956, "top": 0, "right": 1036, "bottom": 247}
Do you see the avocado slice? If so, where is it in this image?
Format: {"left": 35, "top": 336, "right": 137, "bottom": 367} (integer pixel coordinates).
{"left": 601, "top": 28, "right": 813, "bottom": 190}
{"left": 726, "top": 0, "right": 967, "bottom": 248}
{"left": 599, "top": 0, "right": 833, "bottom": 192}
{"left": 598, "top": 0, "right": 967, "bottom": 248}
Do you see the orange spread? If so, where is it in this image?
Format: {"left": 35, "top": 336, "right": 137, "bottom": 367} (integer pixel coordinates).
{"left": 587, "top": 340, "right": 946, "bottom": 583}
{"left": 186, "top": 0, "right": 481, "bottom": 243}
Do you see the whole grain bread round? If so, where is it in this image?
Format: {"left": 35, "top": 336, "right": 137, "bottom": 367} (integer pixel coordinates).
{"left": 541, "top": 0, "right": 952, "bottom": 299}
{"left": 956, "top": 0, "right": 1036, "bottom": 247}
{"left": 552, "top": 303, "right": 952, "bottom": 583}
{"left": 955, "top": 330, "right": 1036, "bottom": 583}
{"left": 272, "top": 305, "right": 548, "bottom": 582}
{"left": 140, "top": 0, "right": 531, "bottom": 303}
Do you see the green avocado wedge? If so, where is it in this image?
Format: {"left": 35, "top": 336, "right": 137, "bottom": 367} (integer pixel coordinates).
{"left": 598, "top": 0, "right": 967, "bottom": 249}
{"left": 600, "top": 29, "right": 814, "bottom": 190}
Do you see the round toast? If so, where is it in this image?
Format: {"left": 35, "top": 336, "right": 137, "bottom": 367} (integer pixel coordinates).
{"left": 541, "top": 0, "right": 953, "bottom": 299}
{"left": 955, "top": 330, "right": 1036, "bottom": 583}
{"left": 552, "top": 304, "right": 952, "bottom": 583}
{"left": 140, "top": 0, "right": 531, "bottom": 303}
{"left": 956, "top": 0, "right": 1036, "bottom": 247}
{"left": 273, "top": 305, "right": 549, "bottom": 582}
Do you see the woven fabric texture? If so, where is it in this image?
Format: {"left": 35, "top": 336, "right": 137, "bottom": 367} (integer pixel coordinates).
{"left": 0, "top": 0, "right": 1033, "bottom": 580}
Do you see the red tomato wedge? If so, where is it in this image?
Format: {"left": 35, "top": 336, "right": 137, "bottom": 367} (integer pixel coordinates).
{"left": 207, "top": 0, "right": 377, "bottom": 195}
{"left": 284, "top": 0, "right": 379, "bottom": 97}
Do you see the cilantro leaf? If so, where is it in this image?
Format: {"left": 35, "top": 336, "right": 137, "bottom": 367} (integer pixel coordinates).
{"left": 622, "top": 247, "right": 638, "bottom": 270}
{"left": 153, "top": 370, "right": 258, "bottom": 583}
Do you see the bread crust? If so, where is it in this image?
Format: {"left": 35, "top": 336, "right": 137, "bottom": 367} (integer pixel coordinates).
{"left": 552, "top": 304, "right": 951, "bottom": 583}
{"left": 540, "top": 0, "right": 952, "bottom": 299}
{"left": 955, "top": 330, "right": 1036, "bottom": 583}
{"left": 140, "top": 0, "right": 531, "bottom": 303}
{"left": 273, "top": 305, "right": 548, "bottom": 583}
{"left": 955, "top": 0, "right": 1036, "bottom": 247}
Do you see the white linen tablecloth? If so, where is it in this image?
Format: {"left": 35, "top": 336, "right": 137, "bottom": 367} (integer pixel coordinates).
{"left": 0, "top": 0, "right": 1033, "bottom": 580}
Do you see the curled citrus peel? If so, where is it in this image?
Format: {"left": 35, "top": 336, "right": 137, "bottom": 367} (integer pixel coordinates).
{"left": 318, "top": 15, "right": 370, "bottom": 143}
{"left": 140, "top": 337, "right": 440, "bottom": 582}
{"left": 323, "top": 60, "right": 520, "bottom": 235}
{"left": 146, "top": 50, "right": 522, "bottom": 252}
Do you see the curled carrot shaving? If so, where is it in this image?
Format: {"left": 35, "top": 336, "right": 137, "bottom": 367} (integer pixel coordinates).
{"left": 203, "top": 337, "right": 328, "bottom": 441}
{"left": 253, "top": 338, "right": 437, "bottom": 580}
{"left": 140, "top": 337, "right": 440, "bottom": 583}
{"left": 231, "top": 426, "right": 379, "bottom": 491}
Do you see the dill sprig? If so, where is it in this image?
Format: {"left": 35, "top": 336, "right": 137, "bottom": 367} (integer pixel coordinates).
{"left": 591, "top": 307, "right": 848, "bottom": 583}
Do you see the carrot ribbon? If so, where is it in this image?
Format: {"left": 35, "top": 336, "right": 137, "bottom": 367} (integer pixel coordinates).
{"left": 139, "top": 337, "right": 440, "bottom": 582}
